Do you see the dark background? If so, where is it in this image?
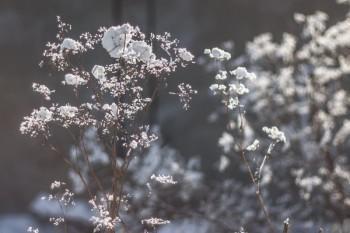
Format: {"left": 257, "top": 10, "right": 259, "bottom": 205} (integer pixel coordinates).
{"left": 0, "top": 0, "right": 344, "bottom": 219}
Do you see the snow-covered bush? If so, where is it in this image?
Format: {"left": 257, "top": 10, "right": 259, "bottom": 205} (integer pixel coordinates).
{"left": 204, "top": 51, "right": 287, "bottom": 232}
{"left": 20, "top": 17, "right": 195, "bottom": 233}
{"left": 196, "top": 1, "right": 350, "bottom": 232}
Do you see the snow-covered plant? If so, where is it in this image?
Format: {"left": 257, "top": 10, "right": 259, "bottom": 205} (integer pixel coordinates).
{"left": 20, "top": 17, "right": 195, "bottom": 233}
{"left": 117, "top": 134, "right": 206, "bottom": 232}
{"left": 200, "top": 1, "right": 350, "bottom": 231}
{"left": 242, "top": 9, "right": 350, "bottom": 226}
{"left": 206, "top": 43, "right": 287, "bottom": 232}
{"left": 123, "top": 61, "right": 287, "bottom": 232}
{"left": 110, "top": 3, "right": 349, "bottom": 232}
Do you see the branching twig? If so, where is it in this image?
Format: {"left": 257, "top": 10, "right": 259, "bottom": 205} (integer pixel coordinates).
{"left": 235, "top": 91, "right": 276, "bottom": 233}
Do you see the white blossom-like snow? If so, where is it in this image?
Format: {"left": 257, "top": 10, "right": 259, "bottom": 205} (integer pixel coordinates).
{"left": 64, "top": 73, "right": 87, "bottom": 86}
{"left": 215, "top": 70, "right": 227, "bottom": 80}
{"left": 150, "top": 174, "right": 177, "bottom": 184}
{"left": 178, "top": 48, "right": 194, "bottom": 62}
{"left": 91, "top": 65, "right": 106, "bottom": 80}
{"left": 36, "top": 107, "right": 53, "bottom": 122}
{"left": 204, "top": 47, "right": 231, "bottom": 61}
{"left": 61, "top": 38, "right": 83, "bottom": 51}
{"left": 246, "top": 139, "right": 260, "bottom": 151}
{"left": 230, "top": 67, "right": 256, "bottom": 80}
{"left": 129, "top": 40, "right": 154, "bottom": 62}
{"left": 262, "top": 126, "right": 286, "bottom": 143}
{"left": 229, "top": 83, "right": 249, "bottom": 95}
{"left": 102, "top": 24, "right": 133, "bottom": 58}
{"left": 228, "top": 97, "right": 239, "bottom": 109}
{"left": 102, "top": 103, "right": 118, "bottom": 119}
{"left": 141, "top": 218, "right": 170, "bottom": 226}
{"left": 58, "top": 105, "right": 78, "bottom": 118}
{"left": 32, "top": 83, "right": 54, "bottom": 101}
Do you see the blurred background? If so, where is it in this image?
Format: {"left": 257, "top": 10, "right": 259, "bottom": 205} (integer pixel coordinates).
{"left": 0, "top": 0, "right": 347, "bottom": 232}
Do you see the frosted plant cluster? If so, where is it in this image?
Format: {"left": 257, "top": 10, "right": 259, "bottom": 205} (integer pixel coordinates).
{"left": 20, "top": 16, "right": 195, "bottom": 233}
{"left": 205, "top": 46, "right": 287, "bottom": 233}
{"left": 123, "top": 4, "right": 350, "bottom": 231}
{"left": 199, "top": 1, "right": 350, "bottom": 231}
{"left": 19, "top": 1, "right": 350, "bottom": 232}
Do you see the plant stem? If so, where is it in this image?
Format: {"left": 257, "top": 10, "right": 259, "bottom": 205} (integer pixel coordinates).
{"left": 236, "top": 92, "right": 276, "bottom": 233}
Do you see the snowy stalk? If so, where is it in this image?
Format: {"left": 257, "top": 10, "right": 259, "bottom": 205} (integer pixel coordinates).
{"left": 207, "top": 51, "right": 279, "bottom": 232}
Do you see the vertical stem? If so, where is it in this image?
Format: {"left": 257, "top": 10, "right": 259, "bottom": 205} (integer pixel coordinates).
{"left": 108, "top": 136, "right": 119, "bottom": 233}
{"left": 282, "top": 219, "right": 289, "bottom": 233}
{"left": 235, "top": 91, "right": 276, "bottom": 233}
